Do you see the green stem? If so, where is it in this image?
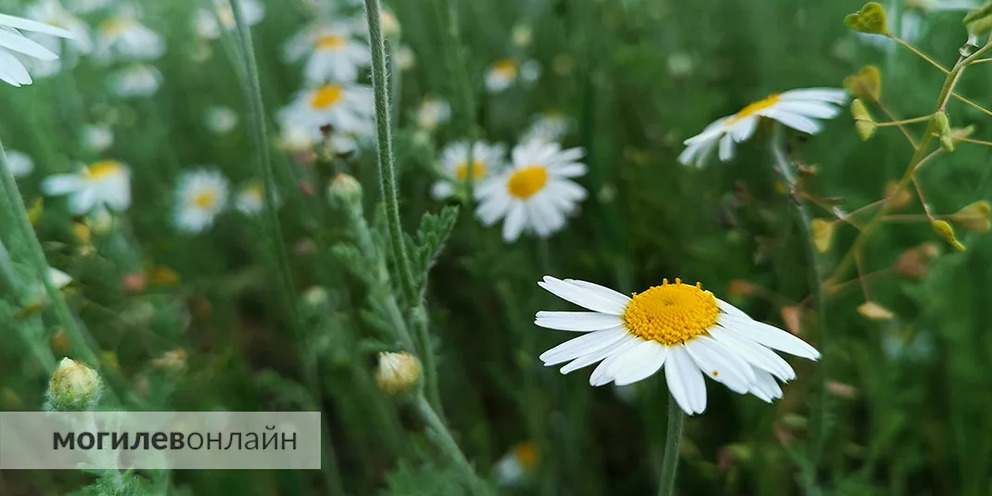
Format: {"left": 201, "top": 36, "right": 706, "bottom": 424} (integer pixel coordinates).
{"left": 0, "top": 142, "right": 97, "bottom": 367}
{"left": 657, "top": 394, "right": 685, "bottom": 496}
{"left": 416, "top": 394, "right": 490, "bottom": 495}
{"left": 227, "top": 2, "right": 344, "bottom": 494}
{"left": 362, "top": 0, "right": 417, "bottom": 305}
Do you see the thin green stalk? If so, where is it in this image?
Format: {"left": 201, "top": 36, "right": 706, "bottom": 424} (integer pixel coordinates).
{"left": 0, "top": 142, "right": 97, "bottom": 367}
{"left": 415, "top": 394, "right": 491, "bottom": 495}
{"left": 227, "top": 1, "right": 344, "bottom": 494}
{"left": 362, "top": 0, "right": 417, "bottom": 305}
{"left": 657, "top": 394, "right": 685, "bottom": 496}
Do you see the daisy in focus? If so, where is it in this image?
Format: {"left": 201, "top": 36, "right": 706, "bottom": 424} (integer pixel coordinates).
{"left": 283, "top": 21, "right": 369, "bottom": 83}
{"left": 40, "top": 160, "right": 131, "bottom": 214}
{"left": 432, "top": 141, "right": 505, "bottom": 200}
{"left": 4, "top": 149, "right": 34, "bottom": 177}
{"left": 678, "top": 88, "right": 847, "bottom": 167}
{"left": 194, "top": 0, "right": 264, "bottom": 40}
{"left": 535, "top": 276, "right": 820, "bottom": 415}
{"left": 94, "top": 15, "right": 164, "bottom": 62}
{"left": 279, "top": 82, "right": 374, "bottom": 141}
{"left": 174, "top": 169, "right": 229, "bottom": 233}
{"left": 22, "top": 0, "right": 92, "bottom": 78}
{"left": 475, "top": 141, "right": 586, "bottom": 242}
{"left": 0, "top": 11, "right": 73, "bottom": 86}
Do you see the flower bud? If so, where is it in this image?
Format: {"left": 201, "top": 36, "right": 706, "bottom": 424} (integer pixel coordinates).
{"left": 851, "top": 99, "right": 876, "bottom": 141}
{"left": 931, "top": 219, "right": 966, "bottom": 251}
{"left": 46, "top": 358, "right": 102, "bottom": 411}
{"left": 964, "top": 1, "right": 992, "bottom": 38}
{"left": 327, "top": 173, "right": 363, "bottom": 209}
{"left": 858, "top": 301, "right": 895, "bottom": 321}
{"left": 949, "top": 200, "right": 991, "bottom": 233}
{"left": 374, "top": 351, "right": 421, "bottom": 395}
{"left": 843, "top": 66, "right": 881, "bottom": 101}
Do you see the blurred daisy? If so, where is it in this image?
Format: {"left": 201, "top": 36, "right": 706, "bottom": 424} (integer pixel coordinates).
{"left": 0, "top": 12, "right": 73, "bottom": 86}
{"left": 678, "top": 88, "right": 847, "bottom": 167}
{"left": 234, "top": 181, "right": 278, "bottom": 215}
{"left": 108, "top": 63, "right": 161, "bottom": 98}
{"left": 65, "top": 0, "right": 112, "bottom": 14}
{"left": 174, "top": 169, "right": 229, "bottom": 233}
{"left": 279, "top": 82, "right": 374, "bottom": 140}
{"left": 94, "top": 15, "right": 164, "bottom": 62}
{"left": 205, "top": 106, "right": 238, "bottom": 134}
{"left": 535, "top": 276, "right": 820, "bottom": 415}
{"left": 494, "top": 441, "right": 539, "bottom": 487}
{"left": 80, "top": 124, "right": 113, "bottom": 152}
{"left": 485, "top": 59, "right": 518, "bottom": 93}
{"left": 416, "top": 96, "right": 451, "bottom": 130}
{"left": 395, "top": 44, "right": 415, "bottom": 71}
{"left": 41, "top": 160, "right": 131, "bottom": 214}
{"left": 194, "top": 0, "right": 264, "bottom": 40}
{"left": 4, "top": 150, "right": 34, "bottom": 177}
{"left": 522, "top": 112, "right": 571, "bottom": 144}
{"left": 475, "top": 141, "right": 586, "bottom": 242}
{"left": 22, "top": 0, "right": 92, "bottom": 78}
{"left": 283, "top": 21, "right": 369, "bottom": 83}
{"left": 433, "top": 141, "right": 505, "bottom": 200}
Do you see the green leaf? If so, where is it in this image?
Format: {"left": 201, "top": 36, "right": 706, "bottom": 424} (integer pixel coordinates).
{"left": 409, "top": 206, "right": 460, "bottom": 293}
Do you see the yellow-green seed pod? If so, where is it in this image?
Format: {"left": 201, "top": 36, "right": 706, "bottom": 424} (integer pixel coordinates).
{"left": 950, "top": 200, "right": 992, "bottom": 233}
{"left": 843, "top": 66, "right": 882, "bottom": 101}
{"left": 844, "top": 3, "right": 889, "bottom": 35}
{"left": 931, "top": 219, "right": 967, "bottom": 251}
{"left": 964, "top": 1, "right": 992, "bottom": 38}
{"left": 851, "top": 99, "right": 876, "bottom": 141}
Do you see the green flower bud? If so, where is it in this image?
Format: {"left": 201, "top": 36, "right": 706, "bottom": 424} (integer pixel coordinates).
{"left": 851, "top": 99, "right": 877, "bottom": 141}
{"left": 374, "top": 351, "right": 421, "bottom": 395}
{"left": 964, "top": 1, "right": 992, "bottom": 38}
{"left": 950, "top": 200, "right": 992, "bottom": 233}
{"left": 45, "top": 358, "right": 103, "bottom": 412}
{"left": 931, "top": 219, "right": 966, "bottom": 251}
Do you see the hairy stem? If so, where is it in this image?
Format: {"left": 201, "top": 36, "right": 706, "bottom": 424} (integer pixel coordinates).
{"left": 656, "top": 394, "right": 685, "bottom": 496}
{"left": 416, "top": 394, "right": 490, "bottom": 495}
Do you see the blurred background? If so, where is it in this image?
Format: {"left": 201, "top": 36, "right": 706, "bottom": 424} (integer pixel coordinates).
{"left": 1, "top": 0, "right": 991, "bottom": 494}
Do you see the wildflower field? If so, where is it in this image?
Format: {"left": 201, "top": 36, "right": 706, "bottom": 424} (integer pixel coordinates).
{"left": 2, "top": 0, "right": 992, "bottom": 494}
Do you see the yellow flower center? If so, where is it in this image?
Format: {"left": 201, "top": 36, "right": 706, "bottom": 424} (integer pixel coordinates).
{"left": 728, "top": 93, "right": 781, "bottom": 124}
{"left": 506, "top": 166, "right": 548, "bottom": 199}
{"left": 193, "top": 190, "right": 219, "bottom": 210}
{"left": 455, "top": 161, "right": 487, "bottom": 181}
{"left": 100, "top": 18, "right": 133, "bottom": 37}
{"left": 492, "top": 59, "right": 518, "bottom": 79}
{"left": 512, "top": 442, "right": 539, "bottom": 469}
{"left": 622, "top": 279, "right": 720, "bottom": 346}
{"left": 316, "top": 35, "right": 347, "bottom": 51}
{"left": 86, "top": 160, "right": 122, "bottom": 181}
{"left": 310, "top": 84, "right": 345, "bottom": 110}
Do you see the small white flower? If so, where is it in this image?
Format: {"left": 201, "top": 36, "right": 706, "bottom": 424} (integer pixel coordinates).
{"left": 522, "top": 112, "right": 571, "bottom": 144}
{"left": 475, "top": 141, "right": 587, "bottom": 242}
{"left": 679, "top": 88, "right": 847, "bottom": 167}
{"left": 5, "top": 149, "right": 34, "bottom": 177}
{"left": 535, "top": 276, "right": 820, "bottom": 415}
{"left": 194, "top": 0, "right": 264, "bottom": 40}
{"left": 0, "top": 12, "right": 73, "bottom": 86}
{"left": 395, "top": 44, "right": 415, "bottom": 71}
{"left": 432, "top": 141, "right": 506, "bottom": 200}
{"left": 94, "top": 15, "right": 164, "bottom": 62}
{"left": 494, "top": 442, "right": 538, "bottom": 487}
{"left": 205, "top": 106, "right": 238, "bottom": 134}
{"left": 416, "top": 96, "right": 451, "bottom": 130}
{"left": 41, "top": 160, "right": 131, "bottom": 214}
{"left": 234, "top": 181, "right": 276, "bottom": 215}
{"left": 279, "top": 82, "right": 374, "bottom": 141}
{"left": 174, "top": 169, "right": 229, "bottom": 233}
{"left": 283, "top": 21, "right": 369, "bottom": 83}
{"left": 47, "top": 267, "right": 72, "bottom": 289}
{"left": 22, "top": 0, "right": 92, "bottom": 78}
{"left": 80, "top": 124, "right": 113, "bottom": 152}
{"left": 485, "top": 59, "right": 519, "bottom": 93}
{"left": 109, "top": 63, "right": 161, "bottom": 98}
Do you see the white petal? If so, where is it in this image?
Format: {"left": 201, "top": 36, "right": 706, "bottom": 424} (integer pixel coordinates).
{"left": 780, "top": 88, "right": 848, "bottom": 104}
{"left": 773, "top": 100, "right": 841, "bottom": 119}
{"left": 539, "top": 327, "right": 628, "bottom": 365}
{"left": 538, "top": 276, "right": 629, "bottom": 315}
{"left": 684, "top": 336, "right": 755, "bottom": 394}
{"left": 502, "top": 202, "right": 526, "bottom": 242}
{"left": 560, "top": 335, "right": 637, "bottom": 374}
{"left": 666, "top": 346, "right": 707, "bottom": 415}
{"left": 0, "top": 14, "right": 73, "bottom": 38}
{"left": 41, "top": 174, "right": 84, "bottom": 195}
{"left": 588, "top": 337, "right": 644, "bottom": 386}
{"left": 612, "top": 341, "right": 669, "bottom": 386}
{"left": 718, "top": 132, "right": 735, "bottom": 162}
{"left": 716, "top": 301, "right": 820, "bottom": 360}
{"left": 748, "top": 368, "right": 783, "bottom": 402}
{"left": 562, "top": 279, "right": 631, "bottom": 307}
{"left": 761, "top": 109, "right": 821, "bottom": 134}
{"left": 0, "top": 30, "right": 58, "bottom": 61}
{"left": 708, "top": 327, "right": 796, "bottom": 381}
{"left": 535, "top": 311, "right": 622, "bottom": 332}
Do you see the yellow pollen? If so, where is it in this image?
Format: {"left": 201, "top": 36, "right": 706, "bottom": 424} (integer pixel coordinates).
{"left": 506, "top": 166, "right": 548, "bottom": 199}
{"left": 492, "top": 59, "right": 518, "bottom": 79}
{"left": 455, "top": 161, "right": 487, "bottom": 181}
{"left": 622, "top": 278, "right": 720, "bottom": 346}
{"left": 193, "top": 191, "right": 218, "bottom": 210}
{"left": 512, "top": 442, "right": 539, "bottom": 469}
{"left": 86, "top": 161, "right": 122, "bottom": 181}
{"left": 728, "top": 93, "right": 781, "bottom": 124}
{"left": 310, "top": 84, "right": 345, "bottom": 110}
{"left": 316, "top": 35, "right": 347, "bottom": 50}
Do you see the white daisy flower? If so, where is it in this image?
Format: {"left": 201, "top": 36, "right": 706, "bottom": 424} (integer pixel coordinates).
{"left": 535, "top": 276, "right": 821, "bottom": 415}
{"left": 493, "top": 442, "right": 538, "bottom": 487}
{"left": 432, "top": 141, "right": 506, "bottom": 200}
{"left": 279, "top": 82, "right": 374, "bottom": 141}
{"left": 678, "top": 88, "right": 848, "bottom": 167}
{"left": 4, "top": 149, "right": 34, "bottom": 177}
{"left": 205, "top": 106, "right": 238, "bottom": 134}
{"left": 94, "top": 16, "right": 164, "bottom": 62}
{"left": 234, "top": 181, "right": 278, "bottom": 215}
{"left": 108, "top": 63, "right": 161, "bottom": 98}
{"left": 485, "top": 59, "right": 519, "bottom": 93}
{"left": 0, "top": 12, "right": 73, "bottom": 87}
{"left": 522, "top": 112, "right": 571, "bottom": 144}
{"left": 80, "top": 124, "right": 113, "bottom": 152}
{"left": 416, "top": 96, "right": 451, "bottom": 130}
{"left": 41, "top": 160, "right": 131, "bottom": 214}
{"left": 22, "top": 0, "right": 92, "bottom": 78}
{"left": 475, "top": 141, "right": 587, "bottom": 242}
{"left": 283, "top": 21, "right": 369, "bottom": 83}
{"left": 194, "top": 0, "right": 264, "bottom": 40}
{"left": 174, "top": 169, "right": 229, "bottom": 233}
